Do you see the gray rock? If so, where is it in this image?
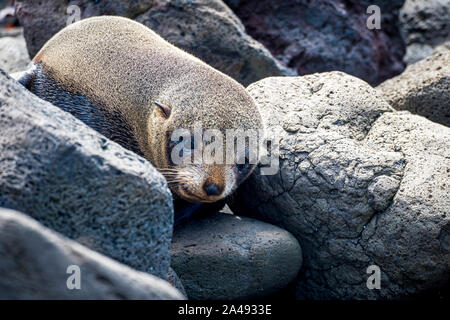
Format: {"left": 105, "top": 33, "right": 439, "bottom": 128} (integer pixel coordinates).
{"left": 361, "top": 111, "right": 450, "bottom": 298}
{"left": 167, "top": 267, "right": 188, "bottom": 298}
{"left": 171, "top": 211, "right": 302, "bottom": 300}
{"left": 15, "top": 0, "right": 288, "bottom": 86}
{"left": 230, "top": 73, "right": 450, "bottom": 299}
{"left": 0, "top": 27, "right": 23, "bottom": 38}
{"left": 15, "top": 0, "right": 154, "bottom": 58}
{"left": 0, "top": 0, "right": 10, "bottom": 9}
{"left": 433, "top": 41, "right": 450, "bottom": 54}
{"left": 403, "top": 42, "right": 439, "bottom": 65}
{"left": 0, "top": 2, "right": 16, "bottom": 28}
{"left": 377, "top": 50, "right": 450, "bottom": 126}
{"left": 135, "top": 0, "right": 289, "bottom": 86}
{"left": 226, "top": 0, "right": 406, "bottom": 86}
{"left": 0, "top": 208, "right": 184, "bottom": 300}
{"left": 0, "top": 34, "right": 30, "bottom": 74}
{"left": 0, "top": 69, "right": 174, "bottom": 279}
{"left": 400, "top": 0, "right": 450, "bottom": 64}
{"left": 223, "top": 0, "right": 240, "bottom": 10}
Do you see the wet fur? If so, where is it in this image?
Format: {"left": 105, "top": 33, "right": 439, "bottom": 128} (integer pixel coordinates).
{"left": 19, "top": 64, "right": 143, "bottom": 156}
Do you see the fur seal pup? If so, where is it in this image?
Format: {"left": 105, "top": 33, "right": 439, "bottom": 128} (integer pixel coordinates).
{"left": 17, "top": 16, "right": 264, "bottom": 221}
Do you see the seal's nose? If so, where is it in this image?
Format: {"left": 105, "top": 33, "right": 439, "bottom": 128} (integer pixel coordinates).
{"left": 203, "top": 182, "right": 222, "bottom": 196}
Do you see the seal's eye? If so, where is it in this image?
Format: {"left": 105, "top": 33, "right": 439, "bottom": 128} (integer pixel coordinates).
{"left": 154, "top": 101, "right": 171, "bottom": 118}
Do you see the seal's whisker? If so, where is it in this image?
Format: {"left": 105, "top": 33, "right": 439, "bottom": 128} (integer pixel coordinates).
{"left": 166, "top": 180, "right": 190, "bottom": 184}
{"left": 165, "top": 174, "right": 195, "bottom": 180}
{"left": 165, "top": 177, "right": 191, "bottom": 183}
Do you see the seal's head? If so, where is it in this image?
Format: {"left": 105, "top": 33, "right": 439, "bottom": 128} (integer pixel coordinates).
{"left": 146, "top": 71, "right": 264, "bottom": 203}
{"left": 23, "top": 16, "right": 264, "bottom": 203}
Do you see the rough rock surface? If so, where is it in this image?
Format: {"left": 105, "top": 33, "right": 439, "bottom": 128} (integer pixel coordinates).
{"left": 15, "top": 0, "right": 154, "bottom": 58}
{"left": 171, "top": 211, "right": 302, "bottom": 300}
{"left": 226, "top": 0, "right": 406, "bottom": 86}
{"left": 0, "top": 27, "right": 23, "bottom": 38}
{"left": 168, "top": 267, "right": 188, "bottom": 298}
{"left": 0, "top": 33, "right": 30, "bottom": 73}
{"left": 0, "top": 1, "right": 16, "bottom": 28}
{"left": 15, "top": 0, "right": 288, "bottom": 86}
{"left": 230, "top": 73, "right": 450, "bottom": 299}
{"left": 403, "top": 40, "right": 450, "bottom": 66}
{"left": 433, "top": 41, "right": 450, "bottom": 55}
{"left": 136, "top": 0, "right": 289, "bottom": 86}
{"left": 0, "top": 70, "right": 174, "bottom": 279}
{"left": 400, "top": 0, "right": 450, "bottom": 64}
{"left": 377, "top": 50, "right": 449, "bottom": 126}
{"left": 0, "top": 208, "right": 184, "bottom": 300}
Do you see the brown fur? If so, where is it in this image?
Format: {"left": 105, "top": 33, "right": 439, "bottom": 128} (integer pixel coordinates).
{"left": 31, "top": 16, "right": 263, "bottom": 203}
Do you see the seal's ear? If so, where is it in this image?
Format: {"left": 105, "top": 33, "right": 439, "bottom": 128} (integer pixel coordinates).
{"left": 154, "top": 101, "right": 171, "bottom": 119}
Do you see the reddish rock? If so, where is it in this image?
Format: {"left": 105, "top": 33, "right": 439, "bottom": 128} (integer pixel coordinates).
{"left": 227, "top": 0, "right": 406, "bottom": 86}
